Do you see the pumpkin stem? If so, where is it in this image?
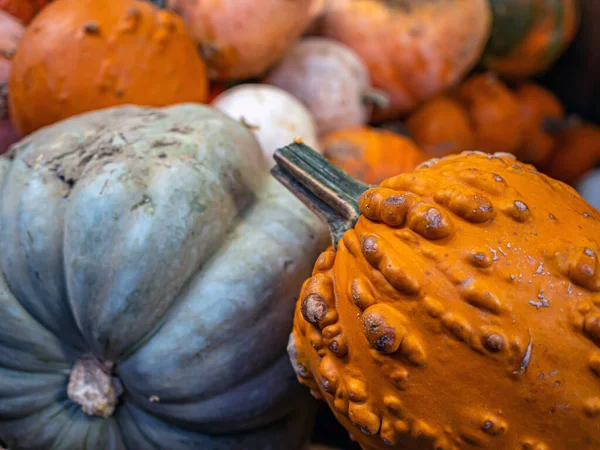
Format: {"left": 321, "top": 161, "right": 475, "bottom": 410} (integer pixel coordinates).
{"left": 67, "top": 355, "right": 123, "bottom": 419}
{"left": 271, "top": 142, "right": 371, "bottom": 249}
{"left": 362, "top": 88, "right": 390, "bottom": 109}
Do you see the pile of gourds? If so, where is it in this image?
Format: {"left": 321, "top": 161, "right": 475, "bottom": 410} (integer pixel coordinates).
{"left": 0, "top": 0, "right": 598, "bottom": 449}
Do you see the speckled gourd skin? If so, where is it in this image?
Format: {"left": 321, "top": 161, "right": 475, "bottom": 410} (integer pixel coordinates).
{"left": 288, "top": 151, "right": 600, "bottom": 449}
{"left": 0, "top": 104, "right": 326, "bottom": 449}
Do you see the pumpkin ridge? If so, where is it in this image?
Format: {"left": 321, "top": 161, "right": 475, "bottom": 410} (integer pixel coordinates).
{"left": 0, "top": 172, "right": 87, "bottom": 349}
{"left": 0, "top": 103, "right": 324, "bottom": 449}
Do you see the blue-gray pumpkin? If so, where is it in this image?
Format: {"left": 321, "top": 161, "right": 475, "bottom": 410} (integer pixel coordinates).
{"left": 0, "top": 104, "right": 327, "bottom": 449}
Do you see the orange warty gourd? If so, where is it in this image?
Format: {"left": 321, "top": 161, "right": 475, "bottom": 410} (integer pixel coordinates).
{"left": 272, "top": 143, "right": 600, "bottom": 450}
{"left": 9, "top": 0, "right": 208, "bottom": 136}
{"left": 457, "top": 73, "right": 524, "bottom": 155}
{"left": 322, "top": 127, "right": 427, "bottom": 185}
{"left": 544, "top": 122, "right": 600, "bottom": 185}
{"left": 320, "top": 0, "right": 492, "bottom": 119}
{"left": 405, "top": 95, "right": 475, "bottom": 157}
{"left": 514, "top": 83, "right": 565, "bottom": 165}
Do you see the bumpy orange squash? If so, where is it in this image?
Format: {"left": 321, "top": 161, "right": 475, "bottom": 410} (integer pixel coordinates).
{"left": 322, "top": 126, "right": 427, "bottom": 185}
{"left": 405, "top": 95, "right": 475, "bottom": 157}
{"left": 320, "top": 0, "right": 492, "bottom": 119}
{"left": 9, "top": 0, "right": 208, "bottom": 136}
{"left": 273, "top": 143, "right": 600, "bottom": 450}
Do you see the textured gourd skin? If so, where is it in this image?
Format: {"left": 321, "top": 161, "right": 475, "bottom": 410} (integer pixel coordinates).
{"left": 8, "top": 0, "right": 208, "bottom": 136}
{"left": 0, "top": 104, "right": 326, "bottom": 449}
{"left": 289, "top": 151, "right": 600, "bottom": 449}
{"left": 320, "top": 0, "right": 491, "bottom": 119}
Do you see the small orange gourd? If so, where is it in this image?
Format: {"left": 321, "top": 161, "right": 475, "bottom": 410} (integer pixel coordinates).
{"left": 514, "top": 82, "right": 565, "bottom": 165}
{"left": 405, "top": 95, "right": 475, "bottom": 157}
{"left": 9, "top": 0, "right": 208, "bottom": 136}
{"left": 164, "top": 0, "right": 318, "bottom": 81}
{"left": 320, "top": 0, "right": 492, "bottom": 119}
{"left": 544, "top": 121, "right": 600, "bottom": 184}
{"left": 273, "top": 143, "right": 600, "bottom": 450}
{"left": 404, "top": 76, "right": 569, "bottom": 165}
{"left": 321, "top": 127, "right": 427, "bottom": 185}
{"left": 458, "top": 73, "right": 524, "bottom": 154}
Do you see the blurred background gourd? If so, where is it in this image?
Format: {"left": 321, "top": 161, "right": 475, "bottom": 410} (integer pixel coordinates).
{"left": 163, "top": 0, "right": 320, "bottom": 80}
{"left": 0, "top": 10, "right": 21, "bottom": 153}
{"left": 318, "top": 0, "right": 493, "bottom": 119}
{"left": 8, "top": 0, "right": 208, "bottom": 136}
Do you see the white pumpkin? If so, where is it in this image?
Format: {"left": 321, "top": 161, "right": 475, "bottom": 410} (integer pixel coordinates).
{"left": 212, "top": 84, "right": 322, "bottom": 164}
{"left": 265, "top": 37, "right": 382, "bottom": 136}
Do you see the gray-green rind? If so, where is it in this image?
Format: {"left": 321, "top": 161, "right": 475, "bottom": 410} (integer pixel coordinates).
{"left": 0, "top": 104, "right": 327, "bottom": 450}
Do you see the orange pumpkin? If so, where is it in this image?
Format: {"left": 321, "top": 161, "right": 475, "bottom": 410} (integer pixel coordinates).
{"left": 404, "top": 76, "right": 569, "bottom": 165}
{"left": 544, "top": 122, "right": 600, "bottom": 184}
{"left": 0, "top": 0, "right": 50, "bottom": 24}
{"left": 9, "top": 0, "right": 208, "bottom": 136}
{"left": 165, "top": 0, "right": 318, "bottom": 80}
{"left": 320, "top": 0, "right": 492, "bottom": 119}
{"left": 405, "top": 95, "right": 475, "bottom": 157}
{"left": 514, "top": 82, "right": 565, "bottom": 165}
{"left": 321, "top": 127, "right": 427, "bottom": 185}
{"left": 274, "top": 142, "right": 600, "bottom": 450}
{"left": 458, "top": 73, "right": 524, "bottom": 154}
{"left": 482, "top": 0, "right": 580, "bottom": 78}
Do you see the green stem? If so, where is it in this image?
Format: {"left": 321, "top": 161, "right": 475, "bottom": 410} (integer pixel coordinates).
{"left": 271, "top": 142, "right": 371, "bottom": 249}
